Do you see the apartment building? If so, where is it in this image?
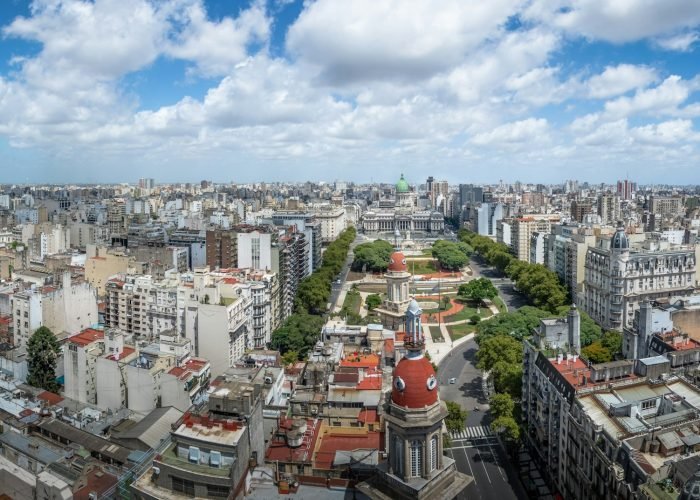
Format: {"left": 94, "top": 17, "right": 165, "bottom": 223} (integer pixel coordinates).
{"left": 511, "top": 215, "right": 561, "bottom": 262}
{"left": 581, "top": 224, "right": 698, "bottom": 331}
{"left": 12, "top": 273, "right": 98, "bottom": 349}
{"left": 523, "top": 307, "right": 700, "bottom": 500}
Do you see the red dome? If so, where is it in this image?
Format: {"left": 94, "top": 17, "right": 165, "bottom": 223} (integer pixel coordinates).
{"left": 391, "top": 355, "right": 438, "bottom": 408}
{"left": 388, "top": 251, "right": 407, "bottom": 272}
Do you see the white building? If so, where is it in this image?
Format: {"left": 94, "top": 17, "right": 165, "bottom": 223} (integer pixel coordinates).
{"left": 582, "top": 224, "right": 699, "bottom": 331}
{"left": 237, "top": 231, "right": 274, "bottom": 270}
{"left": 313, "top": 206, "right": 347, "bottom": 243}
{"left": 12, "top": 273, "right": 97, "bottom": 350}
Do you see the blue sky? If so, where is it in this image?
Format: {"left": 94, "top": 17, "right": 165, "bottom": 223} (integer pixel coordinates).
{"left": 1, "top": 0, "right": 700, "bottom": 185}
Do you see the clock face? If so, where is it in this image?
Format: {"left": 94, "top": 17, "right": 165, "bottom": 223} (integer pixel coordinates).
{"left": 394, "top": 376, "right": 406, "bottom": 391}
{"left": 426, "top": 375, "right": 437, "bottom": 391}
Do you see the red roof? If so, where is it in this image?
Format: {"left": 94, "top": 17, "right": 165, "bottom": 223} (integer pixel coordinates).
{"left": 388, "top": 251, "right": 407, "bottom": 272}
{"left": 168, "top": 367, "right": 188, "bottom": 379}
{"left": 314, "top": 429, "right": 382, "bottom": 470}
{"left": 391, "top": 354, "right": 438, "bottom": 409}
{"left": 38, "top": 391, "right": 64, "bottom": 406}
{"left": 185, "top": 357, "right": 209, "bottom": 373}
{"left": 222, "top": 278, "right": 238, "bottom": 284}
{"left": 356, "top": 376, "right": 382, "bottom": 390}
{"left": 340, "top": 353, "right": 380, "bottom": 369}
{"left": 68, "top": 328, "right": 104, "bottom": 347}
{"left": 73, "top": 468, "right": 118, "bottom": 500}
{"left": 107, "top": 346, "right": 135, "bottom": 361}
{"left": 266, "top": 418, "right": 321, "bottom": 463}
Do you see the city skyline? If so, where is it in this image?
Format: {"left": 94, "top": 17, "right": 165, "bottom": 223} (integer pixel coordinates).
{"left": 2, "top": 1, "right": 700, "bottom": 184}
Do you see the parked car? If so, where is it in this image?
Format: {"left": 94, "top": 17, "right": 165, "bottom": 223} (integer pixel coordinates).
{"left": 449, "top": 377, "right": 457, "bottom": 384}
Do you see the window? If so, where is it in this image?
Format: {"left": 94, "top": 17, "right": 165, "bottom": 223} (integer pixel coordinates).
{"left": 410, "top": 440, "right": 423, "bottom": 477}
{"left": 393, "top": 436, "right": 403, "bottom": 476}
{"left": 172, "top": 477, "right": 195, "bottom": 496}
{"left": 641, "top": 399, "right": 657, "bottom": 410}
{"left": 207, "top": 485, "right": 228, "bottom": 498}
{"left": 430, "top": 435, "right": 438, "bottom": 471}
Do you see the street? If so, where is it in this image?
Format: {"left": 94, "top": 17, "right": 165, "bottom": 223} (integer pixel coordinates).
{"left": 438, "top": 260, "right": 528, "bottom": 500}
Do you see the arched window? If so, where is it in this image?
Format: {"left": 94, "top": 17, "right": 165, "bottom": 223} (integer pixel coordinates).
{"left": 393, "top": 435, "right": 403, "bottom": 476}
{"left": 430, "top": 435, "right": 439, "bottom": 471}
{"left": 410, "top": 440, "right": 422, "bottom": 477}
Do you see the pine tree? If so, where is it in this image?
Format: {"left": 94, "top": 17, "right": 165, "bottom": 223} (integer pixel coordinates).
{"left": 26, "top": 326, "right": 61, "bottom": 392}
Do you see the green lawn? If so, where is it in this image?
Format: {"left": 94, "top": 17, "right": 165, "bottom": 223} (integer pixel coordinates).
{"left": 421, "top": 248, "right": 435, "bottom": 256}
{"left": 342, "top": 290, "right": 362, "bottom": 315}
{"left": 429, "top": 325, "right": 445, "bottom": 342}
{"left": 447, "top": 322, "right": 476, "bottom": 340}
{"left": 444, "top": 300, "right": 493, "bottom": 323}
{"left": 405, "top": 259, "right": 438, "bottom": 275}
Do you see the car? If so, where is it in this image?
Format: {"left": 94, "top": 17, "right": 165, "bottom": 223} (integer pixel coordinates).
{"left": 449, "top": 377, "right": 457, "bottom": 384}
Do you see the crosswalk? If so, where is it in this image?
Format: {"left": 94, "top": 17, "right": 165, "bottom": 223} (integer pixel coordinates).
{"left": 450, "top": 425, "right": 494, "bottom": 440}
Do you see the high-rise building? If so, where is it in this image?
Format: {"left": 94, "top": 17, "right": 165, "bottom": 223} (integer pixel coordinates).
{"left": 206, "top": 228, "right": 238, "bottom": 269}
{"left": 616, "top": 179, "right": 636, "bottom": 200}
{"left": 570, "top": 199, "right": 593, "bottom": 223}
{"left": 138, "top": 177, "right": 155, "bottom": 190}
{"left": 597, "top": 192, "right": 621, "bottom": 224}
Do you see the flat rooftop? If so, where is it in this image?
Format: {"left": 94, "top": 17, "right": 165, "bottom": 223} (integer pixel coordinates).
{"left": 173, "top": 421, "right": 244, "bottom": 447}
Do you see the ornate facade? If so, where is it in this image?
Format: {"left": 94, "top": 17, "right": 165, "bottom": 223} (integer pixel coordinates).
{"left": 376, "top": 251, "right": 412, "bottom": 330}
{"left": 581, "top": 224, "right": 697, "bottom": 331}
{"left": 362, "top": 174, "right": 445, "bottom": 234}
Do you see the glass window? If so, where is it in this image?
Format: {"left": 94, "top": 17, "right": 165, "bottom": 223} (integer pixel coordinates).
{"left": 430, "top": 435, "right": 438, "bottom": 471}
{"left": 410, "top": 440, "right": 422, "bottom": 477}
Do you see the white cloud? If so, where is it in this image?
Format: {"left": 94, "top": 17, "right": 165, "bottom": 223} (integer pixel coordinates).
{"left": 586, "top": 64, "right": 657, "bottom": 99}
{"left": 287, "top": 0, "right": 522, "bottom": 84}
{"left": 604, "top": 76, "right": 690, "bottom": 119}
{"left": 655, "top": 31, "right": 700, "bottom": 51}
{"left": 165, "top": 1, "right": 270, "bottom": 77}
{"left": 471, "top": 118, "right": 549, "bottom": 146}
{"left": 525, "top": 0, "right": 700, "bottom": 43}
{"left": 631, "top": 119, "right": 698, "bottom": 144}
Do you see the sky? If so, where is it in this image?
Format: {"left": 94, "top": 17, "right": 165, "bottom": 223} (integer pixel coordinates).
{"left": 1, "top": 1, "right": 700, "bottom": 185}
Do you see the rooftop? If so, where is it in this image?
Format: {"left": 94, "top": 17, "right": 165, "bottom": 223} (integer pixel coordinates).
{"left": 68, "top": 328, "right": 104, "bottom": 347}
{"left": 174, "top": 415, "right": 244, "bottom": 447}
{"left": 313, "top": 425, "right": 383, "bottom": 471}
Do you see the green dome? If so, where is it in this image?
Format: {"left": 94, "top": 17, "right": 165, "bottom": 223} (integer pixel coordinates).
{"left": 396, "top": 174, "right": 410, "bottom": 193}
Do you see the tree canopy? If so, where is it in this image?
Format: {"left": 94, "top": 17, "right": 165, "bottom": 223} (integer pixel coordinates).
{"left": 431, "top": 240, "right": 472, "bottom": 271}
{"left": 365, "top": 294, "right": 382, "bottom": 311}
{"left": 459, "top": 277, "right": 498, "bottom": 302}
{"left": 351, "top": 239, "right": 394, "bottom": 272}
{"left": 490, "top": 393, "right": 515, "bottom": 420}
{"left": 271, "top": 227, "right": 356, "bottom": 359}
{"left": 27, "top": 326, "right": 61, "bottom": 392}
{"left": 445, "top": 401, "right": 468, "bottom": 433}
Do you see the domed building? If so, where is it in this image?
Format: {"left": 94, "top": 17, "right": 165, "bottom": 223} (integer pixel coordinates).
{"left": 357, "top": 299, "right": 472, "bottom": 499}
{"left": 361, "top": 173, "right": 445, "bottom": 235}
{"left": 375, "top": 250, "right": 413, "bottom": 330}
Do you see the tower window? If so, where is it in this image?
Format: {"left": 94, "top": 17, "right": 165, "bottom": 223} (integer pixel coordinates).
{"left": 410, "top": 440, "right": 423, "bottom": 477}
{"left": 430, "top": 435, "right": 438, "bottom": 471}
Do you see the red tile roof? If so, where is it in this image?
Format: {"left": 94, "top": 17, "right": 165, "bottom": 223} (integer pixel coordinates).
{"left": 185, "top": 357, "right": 209, "bottom": 373}
{"left": 313, "top": 429, "right": 382, "bottom": 470}
{"left": 73, "top": 468, "right": 118, "bottom": 500}
{"left": 356, "top": 377, "right": 382, "bottom": 390}
{"left": 107, "top": 346, "right": 135, "bottom": 361}
{"left": 68, "top": 328, "right": 104, "bottom": 347}
{"left": 340, "top": 353, "right": 380, "bottom": 369}
{"left": 38, "top": 391, "right": 64, "bottom": 406}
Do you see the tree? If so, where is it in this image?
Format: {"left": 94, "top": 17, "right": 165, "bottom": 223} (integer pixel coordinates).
{"left": 490, "top": 393, "right": 515, "bottom": 419}
{"left": 476, "top": 335, "right": 523, "bottom": 371}
{"left": 458, "top": 278, "right": 498, "bottom": 302}
{"left": 282, "top": 350, "right": 299, "bottom": 366}
{"left": 470, "top": 314, "right": 481, "bottom": 324}
{"left": 582, "top": 341, "right": 613, "bottom": 364}
{"left": 351, "top": 240, "right": 394, "bottom": 272}
{"left": 601, "top": 330, "right": 623, "bottom": 357}
{"left": 365, "top": 294, "right": 382, "bottom": 311}
{"left": 441, "top": 296, "right": 452, "bottom": 311}
{"left": 432, "top": 240, "right": 470, "bottom": 271}
{"left": 491, "top": 415, "right": 520, "bottom": 441}
{"left": 491, "top": 361, "right": 522, "bottom": 398}
{"left": 27, "top": 327, "right": 61, "bottom": 392}
{"left": 445, "top": 401, "right": 468, "bottom": 433}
